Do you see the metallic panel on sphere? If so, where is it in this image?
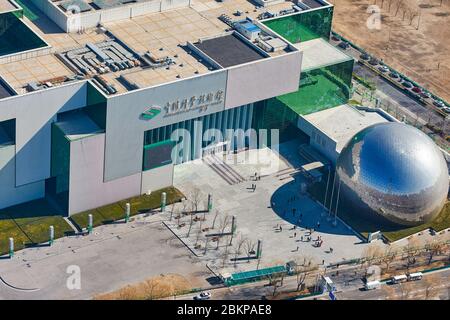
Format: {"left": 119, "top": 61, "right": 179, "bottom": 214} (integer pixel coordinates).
{"left": 336, "top": 122, "right": 448, "bottom": 226}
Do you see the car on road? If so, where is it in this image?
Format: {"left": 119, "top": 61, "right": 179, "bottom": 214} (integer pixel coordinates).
{"left": 407, "top": 272, "right": 423, "bottom": 281}
{"left": 364, "top": 280, "right": 381, "bottom": 290}
{"left": 360, "top": 53, "right": 370, "bottom": 61}
{"left": 378, "top": 65, "right": 389, "bottom": 73}
{"left": 193, "top": 291, "right": 211, "bottom": 300}
{"left": 338, "top": 41, "right": 350, "bottom": 50}
{"left": 402, "top": 81, "right": 413, "bottom": 89}
{"left": 390, "top": 274, "right": 408, "bottom": 284}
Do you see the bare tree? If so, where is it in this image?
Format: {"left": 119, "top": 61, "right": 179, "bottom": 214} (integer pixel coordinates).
{"left": 256, "top": 246, "right": 263, "bottom": 270}
{"left": 204, "top": 237, "right": 209, "bottom": 255}
{"left": 221, "top": 244, "right": 230, "bottom": 268}
{"left": 244, "top": 239, "right": 256, "bottom": 262}
{"left": 211, "top": 209, "right": 220, "bottom": 229}
{"left": 293, "top": 257, "right": 318, "bottom": 292}
{"left": 169, "top": 203, "right": 176, "bottom": 221}
{"left": 216, "top": 215, "right": 231, "bottom": 250}
{"left": 425, "top": 240, "right": 445, "bottom": 265}
{"left": 232, "top": 234, "right": 246, "bottom": 267}
{"left": 268, "top": 271, "right": 286, "bottom": 297}
{"left": 194, "top": 227, "right": 202, "bottom": 247}
{"left": 186, "top": 210, "right": 195, "bottom": 237}
{"left": 189, "top": 188, "right": 202, "bottom": 214}
{"left": 381, "top": 246, "right": 398, "bottom": 272}
{"left": 143, "top": 279, "right": 159, "bottom": 300}
{"left": 403, "top": 237, "right": 420, "bottom": 271}
{"left": 362, "top": 244, "right": 383, "bottom": 268}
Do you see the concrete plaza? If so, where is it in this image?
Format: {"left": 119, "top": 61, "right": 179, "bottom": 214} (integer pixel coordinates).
{"left": 0, "top": 215, "right": 210, "bottom": 300}
{"left": 170, "top": 140, "right": 386, "bottom": 275}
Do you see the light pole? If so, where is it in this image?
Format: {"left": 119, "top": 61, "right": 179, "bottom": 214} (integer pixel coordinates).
{"left": 323, "top": 165, "right": 331, "bottom": 208}
{"left": 333, "top": 179, "right": 342, "bottom": 227}
{"left": 328, "top": 171, "right": 337, "bottom": 217}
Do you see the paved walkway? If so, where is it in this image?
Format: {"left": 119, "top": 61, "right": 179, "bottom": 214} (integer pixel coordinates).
{"left": 0, "top": 214, "right": 210, "bottom": 299}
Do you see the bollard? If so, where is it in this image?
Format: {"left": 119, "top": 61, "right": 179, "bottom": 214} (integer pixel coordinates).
{"left": 49, "top": 225, "right": 54, "bottom": 246}
{"left": 9, "top": 237, "right": 14, "bottom": 258}
{"left": 207, "top": 194, "right": 213, "bottom": 212}
{"left": 88, "top": 214, "right": 93, "bottom": 234}
{"left": 256, "top": 239, "right": 262, "bottom": 259}
{"left": 161, "top": 192, "right": 167, "bottom": 212}
{"left": 231, "top": 216, "right": 236, "bottom": 234}
{"left": 125, "top": 202, "right": 130, "bottom": 223}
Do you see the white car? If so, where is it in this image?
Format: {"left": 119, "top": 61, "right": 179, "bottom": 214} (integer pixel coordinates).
{"left": 193, "top": 291, "right": 211, "bottom": 300}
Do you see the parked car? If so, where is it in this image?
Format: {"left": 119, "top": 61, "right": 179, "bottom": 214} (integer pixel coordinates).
{"left": 443, "top": 107, "right": 450, "bottom": 114}
{"left": 360, "top": 53, "right": 370, "bottom": 60}
{"left": 338, "top": 41, "right": 350, "bottom": 50}
{"left": 368, "top": 58, "right": 378, "bottom": 66}
{"left": 378, "top": 65, "right": 389, "bottom": 73}
{"left": 193, "top": 291, "right": 211, "bottom": 300}
{"left": 402, "top": 81, "right": 413, "bottom": 89}
{"left": 420, "top": 92, "right": 431, "bottom": 99}
{"left": 332, "top": 35, "right": 340, "bottom": 41}
{"left": 364, "top": 280, "right": 381, "bottom": 290}
{"left": 411, "top": 86, "right": 422, "bottom": 93}
{"left": 434, "top": 100, "right": 446, "bottom": 108}
{"left": 389, "top": 72, "right": 399, "bottom": 79}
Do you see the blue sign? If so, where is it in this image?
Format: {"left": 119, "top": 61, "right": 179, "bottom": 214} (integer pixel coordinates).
{"left": 329, "top": 291, "right": 337, "bottom": 300}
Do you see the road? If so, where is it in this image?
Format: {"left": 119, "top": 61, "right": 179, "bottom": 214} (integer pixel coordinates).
{"left": 329, "top": 37, "right": 449, "bottom": 151}
{"left": 335, "top": 268, "right": 450, "bottom": 300}
{"left": 172, "top": 264, "right": 450, "bottom": 301}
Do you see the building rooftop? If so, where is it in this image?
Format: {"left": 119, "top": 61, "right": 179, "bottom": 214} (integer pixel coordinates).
{"left": 0, "top": 0, "right": 300, "bottom": 95}
{"left": 295, "top": 38, "right": 352, "bottom": 71}
{"left": 0, "top": 0, "right": 16, "bottom": 12}
{"left": 303, "top": 104, "right": 391, "bottom": 153}
{"left": 193, "top": 33, "right": 268, "bottom": 68}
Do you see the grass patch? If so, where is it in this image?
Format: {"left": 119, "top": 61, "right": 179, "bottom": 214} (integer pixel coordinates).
{"left": 307, "top": 176, "right": 450, "bottom": 242}
{"left": 70, "top": 187, "right": 184, "bottom": 230}
{"left": 0, "top": 198, "right": 72, "bottom": 255}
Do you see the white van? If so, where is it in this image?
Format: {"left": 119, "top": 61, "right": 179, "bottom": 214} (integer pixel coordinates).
{"left": 364, "top": 280, "right": 381, "bottom": 290}
{"left": 408, "top": 272, "right": 423, "bottom": 281}
{"left": 391, "top": 274, "right": 408, "bottom": 284}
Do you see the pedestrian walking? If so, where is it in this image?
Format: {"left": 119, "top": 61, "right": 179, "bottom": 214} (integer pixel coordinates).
{"left": 294, "top": 232, "right": 297, "bottom": 237}
{"left": 317, "top": 221, "right": 320, "bottom": 228}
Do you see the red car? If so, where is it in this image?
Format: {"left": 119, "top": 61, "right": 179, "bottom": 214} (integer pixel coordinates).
{"left": 412, "top": 86, "right": 422, "bottom": 93}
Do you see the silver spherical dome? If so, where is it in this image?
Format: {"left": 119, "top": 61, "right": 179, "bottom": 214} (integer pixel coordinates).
{"left": 336, "top": 122, "right": 448, "bottom": 226}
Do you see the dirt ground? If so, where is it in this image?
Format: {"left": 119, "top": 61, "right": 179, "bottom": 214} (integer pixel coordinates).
{"left": 330, "top": 0, "right": 450, "bottom": 102}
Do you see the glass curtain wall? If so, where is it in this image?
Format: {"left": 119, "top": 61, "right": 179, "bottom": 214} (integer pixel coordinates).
{"left": 143, "top": 104, "right": 254, "bottom": 165}
{"left": 262, "top": 7, "right": 333, "bottom": 43}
